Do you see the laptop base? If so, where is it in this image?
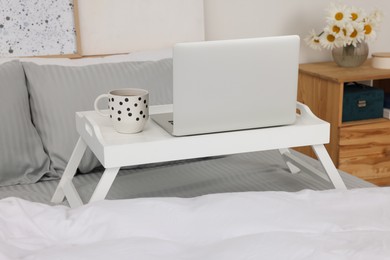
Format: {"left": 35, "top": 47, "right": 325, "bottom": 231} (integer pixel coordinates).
{"left": 151, "top": 113, "right": 174, "bottom": 135}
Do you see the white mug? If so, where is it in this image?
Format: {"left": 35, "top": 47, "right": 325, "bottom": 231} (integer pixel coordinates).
{"left": 94, "top": 88, "right": 149, "bottom": 134}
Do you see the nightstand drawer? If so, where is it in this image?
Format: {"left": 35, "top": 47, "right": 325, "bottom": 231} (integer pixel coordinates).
{"left": 339, "top": 121, "right": 390, "bottom": 180}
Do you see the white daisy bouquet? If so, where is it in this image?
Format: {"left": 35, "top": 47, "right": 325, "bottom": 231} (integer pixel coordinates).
{"left": 305, "top": 3, "right": 383, "bottom": 50}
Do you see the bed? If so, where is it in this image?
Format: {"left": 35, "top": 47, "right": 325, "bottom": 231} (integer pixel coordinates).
{"left": 1, "top": 187, "right": 389, "bottom": 259}
{"left": 0, "top": 0, "right": 388, "bottom": 259}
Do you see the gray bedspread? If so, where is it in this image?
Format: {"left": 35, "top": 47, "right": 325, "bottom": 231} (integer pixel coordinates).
{"left": 0, "top": 150, "right": 375, "bottom": 206}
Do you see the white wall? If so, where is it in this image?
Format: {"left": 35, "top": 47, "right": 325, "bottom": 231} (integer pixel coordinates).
{"left": 204, "top": 0, "right": 390, "bottom": 63}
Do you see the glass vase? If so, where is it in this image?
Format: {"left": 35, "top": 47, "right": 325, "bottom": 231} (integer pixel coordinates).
{"left": 331, "top": 42, "right": 369, "bottom": 68}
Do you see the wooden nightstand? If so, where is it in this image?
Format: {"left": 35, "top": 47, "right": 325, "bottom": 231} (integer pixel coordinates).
{"left": 297, "top": 59, "right": 390, "bottom": 186}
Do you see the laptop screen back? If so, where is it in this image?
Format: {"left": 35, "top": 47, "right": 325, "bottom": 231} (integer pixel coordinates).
{"left": 171, "top": 35, "right": 300, "bottom": 136}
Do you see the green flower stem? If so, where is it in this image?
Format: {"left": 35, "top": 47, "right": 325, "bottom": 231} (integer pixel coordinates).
{"left": 343, "top": 44, "right": 355, "bottom": 56}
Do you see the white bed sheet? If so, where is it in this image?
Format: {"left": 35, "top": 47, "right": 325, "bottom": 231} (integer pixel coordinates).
{"left": 1, "top": 187, "right": 390, "bottom": 259}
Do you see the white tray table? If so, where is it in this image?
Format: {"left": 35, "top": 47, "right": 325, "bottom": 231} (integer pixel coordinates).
{"left": 51, "top": 103, "right": 347, "bottom": 208}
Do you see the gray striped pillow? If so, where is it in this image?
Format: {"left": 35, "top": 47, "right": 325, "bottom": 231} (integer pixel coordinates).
{"left": 0, "top": 61, "right": 56, "bottom": 186}
{"left": 23, "top": 59, "right": 173, "bottom": 175}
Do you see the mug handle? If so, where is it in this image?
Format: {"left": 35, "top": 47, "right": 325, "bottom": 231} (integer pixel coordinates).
{"left": 94, "top": 94, "right": 110, "bottom": 117}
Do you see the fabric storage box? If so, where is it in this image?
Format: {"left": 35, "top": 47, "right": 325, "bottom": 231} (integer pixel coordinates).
{"left": 342, "top": 82, "right": 384, "bottom": 122}
{"left": 384, "top": 93, "right": 390, "bottom": 108}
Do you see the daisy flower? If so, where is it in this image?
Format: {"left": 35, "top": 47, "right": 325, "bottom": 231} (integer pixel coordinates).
{"left": 305, "top": 30, "right": 322, "bottom": 50}
{"left": 325, "top": 20, "right": 343, "bottom": 38}
{"left": 363, "top": 20, "right": 378, "bottom": 42}
{"left": 305, "top": 4, "right": 382, "bottom": 50}
{"left": 319, "top": 31, "right": 341, "bottom": 50}
{"left": 348, "top": 6, "right": 365, "bottom": 23}
{"left": 326, "top": 3, "right": 349, "bottom": 26}
{"left": 367, "top": 9, "right": 383, "bottom": 26}
{"left": 343, "top": 22, "right": 365, "bottom": 47}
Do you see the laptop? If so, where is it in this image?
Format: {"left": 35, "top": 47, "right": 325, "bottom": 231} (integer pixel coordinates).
{"left": 152, "top": 35, "right": 300, "bottom": 136}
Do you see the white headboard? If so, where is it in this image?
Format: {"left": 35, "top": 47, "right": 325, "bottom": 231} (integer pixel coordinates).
{"left": 78, "top": 0, "right": 205, "bottom": 56}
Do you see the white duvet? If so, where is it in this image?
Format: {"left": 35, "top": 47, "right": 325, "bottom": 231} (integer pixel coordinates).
{"left": 1, "top": 188, "right": 390, "bottom": 260}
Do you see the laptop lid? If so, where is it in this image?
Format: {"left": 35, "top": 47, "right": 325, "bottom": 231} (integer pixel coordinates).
{"left": 156, "top": 35, "right": 300, "bottom": 136}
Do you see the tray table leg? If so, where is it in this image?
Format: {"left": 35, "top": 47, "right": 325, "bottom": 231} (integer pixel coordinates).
{"left": 280, "top": 147, "right": 347, "bottom": 190}
{"left": 280, "top": 150, "right": 332, "bottom": 182}
{"left": 311, "top": 144, "right": 347, "bottom": 190}
{"left": 89, "top": 167, "right": 121, "bottom": 203}
{"left": 279, "top": 148, "right": 301, "bottom": 174}
{"left": 51, "top": 137, "right": 87, "bottom": 204}
{"left": 62, "top": 181, "right": 84, "bottom": 208}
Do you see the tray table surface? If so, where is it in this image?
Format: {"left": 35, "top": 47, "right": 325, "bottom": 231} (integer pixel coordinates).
{"left": 76, "top": 104, "right": 330, "bottom": 168}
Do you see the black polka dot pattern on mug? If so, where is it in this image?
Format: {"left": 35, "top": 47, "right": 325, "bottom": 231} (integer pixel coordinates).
{"left": 108, "top": 95, "right": 148, "bottom": 123}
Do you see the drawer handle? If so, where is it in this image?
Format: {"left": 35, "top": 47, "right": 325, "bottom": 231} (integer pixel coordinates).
{"left": 357, "top": 100, "right": 367, "bottom": 108}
